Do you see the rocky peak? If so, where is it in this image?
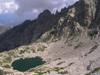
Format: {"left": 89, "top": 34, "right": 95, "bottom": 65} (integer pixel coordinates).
{"left": 55, "top": 10, "right": 59, "bottom": 15}
{"left": 61, "top": 7, "right": 68, "bottom": 13}
{"left": 38, "top": 9, "right": 52, "bottom": 18}
{"left": 42, "top": 9, "right": 51, "bottom": 15}
{"left": 37, "top": 9, "right": 53, "bottom": 24}
{"left": 23, "top": 20, "right": 31, "bottom": 24}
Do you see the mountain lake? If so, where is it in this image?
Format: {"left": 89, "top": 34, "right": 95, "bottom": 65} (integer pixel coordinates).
{"left": 11, "top": 57, "right": 45, "bottom": 72}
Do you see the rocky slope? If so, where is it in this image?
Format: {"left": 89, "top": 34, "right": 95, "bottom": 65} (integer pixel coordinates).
{"left": 0, "top": 24, "right": 13, "bottom": 35}
{"left": 0, "top": 30, "right": 100, "bottom": 75}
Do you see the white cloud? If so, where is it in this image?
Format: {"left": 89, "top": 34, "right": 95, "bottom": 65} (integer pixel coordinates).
{"left": 15, "top": 5, "right": 19, "bottom": 10}
{"left": 5, "top": 10, "right": 8, "bottom": 13}
{"left": 0, "top": 9, "right": 2, "bottom": 14}
{"left": 0, "top": 0, "right": 18, "bottom": 14}
{"left": 4, "top": 2, "right": 14, "bottom": 9}
{"left": 53, "top": 8, "right": 58, "bottom": 11}
{"left": 63, "top": 0, "right": 66, "bottom": 2}
{"left": 32, "top": 9, "right": 38, "bottom": 13}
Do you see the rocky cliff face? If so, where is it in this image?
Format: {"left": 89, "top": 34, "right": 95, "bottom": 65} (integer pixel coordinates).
{"left": 54, "top": 0, "right": 100, "bottom": 39}
{"left": 0, "top": 24, "right": 13, "bottom": 35}
{"left": 0, "top": 0, "right": 100, "bottom": 52}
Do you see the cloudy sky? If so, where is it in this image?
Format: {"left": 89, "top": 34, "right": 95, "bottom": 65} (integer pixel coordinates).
{"left": 0, "top": 0, "right": 78, "bottom": 25}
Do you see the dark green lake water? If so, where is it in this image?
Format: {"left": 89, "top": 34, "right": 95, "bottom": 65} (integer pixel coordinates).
{"left": 11, "top": 57, "right": 45, "bottom": 72}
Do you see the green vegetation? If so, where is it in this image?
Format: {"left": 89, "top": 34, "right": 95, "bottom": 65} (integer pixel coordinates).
{"left": 74, "top": 42, "right": 83, "bottom": 49}
{"left": 14, "top": 47, "right": 19, "bottom": 50}
{"left": 42, "top": 34, "right": 52, "bottom": 42}
{"left": 88, "top": 31, "right": 93, "bottom": 40}
{"left": 68, "top": 43, "right": 72, "bottom": 46}
{"left": 37, "top": 48, "right": 44, "bottom": 52}
{"left": 5, "top": 56, "right": 12, "bottom": 63}
{"left": 74, "top": 44, "right": 81, "bottom": 49}
{"left": 31, "top": 49, "right": 36, "bottom": 53}
{"left": 68, "top": 62, "right": 75, "bottom": 66}
{"left": 52, "top": 36, "right": 58, "bottom": 42}
{"left": 26, "top": 47, "right": 30, "bottom": 50}
{"left": 3, "top": 65, "right": 11, "bottom": 68}
{"left": 58, "top": 71, "right": 68, "bottom": 74}
{"left": 86, "top": 67, "right": 100, "bottom": 75}
{"left": 29, "top": 67, "right": 52, "bottom": 75}
{"left": 29, "top": 66, "right": 68, "bottom": 75}
{"left": 59, "top": 66, "right": 67, "bottom": 69}
{"left": 0, "top": 70, "right": 3, "bottom": 75}
{"left": 54, "top": 58, "right": 61, "bottom": 61}
{"left": 53, "top": 67, "right": 60, "bottom": 72}
{"left": 0, "top": 62, "right": 2, "bottom": 65}
{"left": 85, "top": 44, "right": 98, "bottom": 56}
{"left": 76, "top": 39, "right": 79, "bottom": 42}
{"left": 88, "top": 31, "right": 93, "bottom": 37}
{"left": 89, "top": 45, "right": 98, "bottom": 54}
{"left": 57, "top": 61, "right": 65, "bottom": 65}
{"left": 70, "top": 34, "right": 78, "bottom": 40}
{"left": 28, "top": 69, "right": 36, "bottom": 72}
{"left": 6, "top": 57, "right": 11, "bottom": 61}
{"left": 88, "top": 30, "right": 98, "bottom": 39}
{"left": 0, "top": 54, "right": 2, "bottom": 57}
{"left": 22, "top": 65, "right": 68, "bottom": 75}
{"left": 19, "top": 50, "right": 25, "bottom": 54}
{"left": 53, "top": 67, "right": 68, "bottom": 74}
{"left": 50, "top": 28, "right": 55, "bottom": 35}
{"left": 19, "top": 47, "right": 31, "bottom": 54}
{"left": 4, "top": 72, "right": 13, "bottom": 75}
{"left": 58, "top": 58, "right": 61, "bottom": 60}
{"left": 37, "top": 46, "right": 47, "bottom": 52}
{"left": 8, "top": 51, "right": 14, "bottom": 56}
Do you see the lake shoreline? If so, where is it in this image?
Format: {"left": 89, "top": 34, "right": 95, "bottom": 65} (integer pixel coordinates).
{"left": 11, "top": 56, "right": 46, "bottom": 72}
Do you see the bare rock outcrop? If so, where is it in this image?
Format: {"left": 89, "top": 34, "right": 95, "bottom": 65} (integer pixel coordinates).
{"left": 0, "top": 24, "right": 13, "bottom": 35}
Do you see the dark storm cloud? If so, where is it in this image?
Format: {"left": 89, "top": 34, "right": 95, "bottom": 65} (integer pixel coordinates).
{"left": 14, "top": 0, "right": 78, "bottom": 16}
{"left": 15, "top": 0, "right": 62, "bottom": 16}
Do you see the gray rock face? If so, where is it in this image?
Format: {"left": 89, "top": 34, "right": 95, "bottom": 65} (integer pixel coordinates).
{"left": 0, "top": 0, "right": 100, "bottom": 52}
{"left": 75, "top": 0, "right": 100, "bottom": 28}
{"left": 54, "top": 0, "right": 100, "bottom": 39}
{"left": 0, "top": 24, "right": 13, "bottom": 35}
